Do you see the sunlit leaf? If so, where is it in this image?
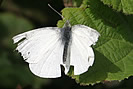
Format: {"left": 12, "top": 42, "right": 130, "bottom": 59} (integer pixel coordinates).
{"left": 101, "top": 0, "right": 133, "bottom": 14}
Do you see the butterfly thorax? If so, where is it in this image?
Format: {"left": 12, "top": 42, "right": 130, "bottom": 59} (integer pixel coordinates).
{"left": 61, "top": 20, "right": 72, "bottom": 64}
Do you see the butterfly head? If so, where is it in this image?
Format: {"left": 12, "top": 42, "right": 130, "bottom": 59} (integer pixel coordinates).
{"left": 63, "top": 20, "right": 71, "bottom": 28}
{"left": 48, "top": 4, "right": 71, "bottom": 28}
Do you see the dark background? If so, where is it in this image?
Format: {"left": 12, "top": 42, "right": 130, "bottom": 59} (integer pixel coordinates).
{"left": 0, "top": 0, "right": 133, "bottom": 89}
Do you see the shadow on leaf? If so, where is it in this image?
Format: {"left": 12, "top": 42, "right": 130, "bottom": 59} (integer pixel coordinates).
{"left": 78, "top": 50, "right": 121, "bottom": 84}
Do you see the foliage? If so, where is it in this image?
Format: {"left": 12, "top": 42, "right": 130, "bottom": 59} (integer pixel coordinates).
{"left": 101, "top": 0, "right": 133, "bottom": 14}
{"left": 0, "top": 13, "right": 48, "bottom": 89}
{"left": 57, "top": 0, "right": 133, "bottom": 85}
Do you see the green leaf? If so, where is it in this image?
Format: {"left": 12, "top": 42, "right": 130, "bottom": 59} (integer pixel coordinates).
{"left": 73, "top": 0, "right": 83, "bottom": 7}
{"left": 57, "top": 0, "right": 133, "bottom": 85}
{"left": 100, "top": 0, "right": 133, "bottom": 15}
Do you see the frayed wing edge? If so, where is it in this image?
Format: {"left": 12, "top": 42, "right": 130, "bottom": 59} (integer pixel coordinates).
{"left": 12, "top": 33, "right": 27, "bottom": 44}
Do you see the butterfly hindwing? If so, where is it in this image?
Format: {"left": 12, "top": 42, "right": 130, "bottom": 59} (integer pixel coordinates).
{"left": 29, "top": 38, "right": 64, "bottom": 78}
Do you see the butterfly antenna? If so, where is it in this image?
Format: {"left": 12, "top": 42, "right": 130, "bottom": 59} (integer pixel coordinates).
{"left": 48, "top": 4, "right": 64, "bottom": 19}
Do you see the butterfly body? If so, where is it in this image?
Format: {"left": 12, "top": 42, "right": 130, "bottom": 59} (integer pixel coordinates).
{"left": 61, "top": 21, "right": 72, "bottom": 64}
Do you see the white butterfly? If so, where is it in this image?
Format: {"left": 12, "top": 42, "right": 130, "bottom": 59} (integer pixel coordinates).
{"left": 12, "top": 5, "right": 100, "bottom": 78}
{"left": 12, "top": 20, "right": 100, "bottom": 78}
